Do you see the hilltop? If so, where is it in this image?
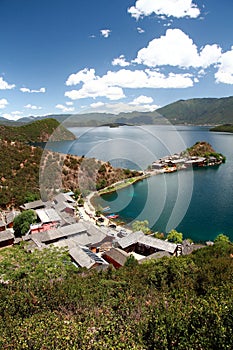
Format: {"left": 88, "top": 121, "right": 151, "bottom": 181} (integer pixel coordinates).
{"left": 2, "top": 95, "right": 233, "bottom": 126}
{"left": 0, "top": 118, "right": 75, "bottom": 143}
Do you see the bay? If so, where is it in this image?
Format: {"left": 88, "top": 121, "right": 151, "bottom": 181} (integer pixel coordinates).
{"left": 44, "top": 125, "right": 233, "bottom": 242}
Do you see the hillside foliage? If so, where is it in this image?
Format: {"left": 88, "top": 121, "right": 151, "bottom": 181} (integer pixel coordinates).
{"left": 0, "top": 139, "right": 140, "bottom": 208}
{"left": 210, "top": 123, "right": 233, "bottom": 133}
{"left": 0, "top": 118, "right": 75, "bottom": 142}
{"left": 0, "top": 242, "right": 232, "bottom": 349}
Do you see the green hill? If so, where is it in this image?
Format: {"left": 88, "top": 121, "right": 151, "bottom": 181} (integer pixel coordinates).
{"left": 156, "top": 96, "right": 233, "bottom": 125}
{"left": 0, "top": 118, "right": 76, "bottom": 142}
{"left": 0, "top": 241, "right": 232, "bottom": 349}
{"left": 210, "top": 124, "right": 233, "bottom": 133}
{"left": 2, "top": 95, "right": 233, "bottom": 127}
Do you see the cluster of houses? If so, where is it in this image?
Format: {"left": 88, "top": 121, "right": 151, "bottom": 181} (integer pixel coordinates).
{"left": 0, "top": 192, "right": 205, "bottom": 270}
{"left": 151, "top": 153, "right": 223, "bottom": 172}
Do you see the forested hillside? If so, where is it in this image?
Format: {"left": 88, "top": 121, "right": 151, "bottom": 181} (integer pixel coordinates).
{"left": 210, "top": 123, "right": 233, "bottom": 133}
{"left": 156, "top": 96, "right": 233, "bottom": 124}
{"left": 0, "top": 140, "right": 140, "bottom": 208}
{"left": 0, "top": 241, "right": 232, "bottom": 349}
{"left": 0, "top": 118, "right": 75, "bottom": 142}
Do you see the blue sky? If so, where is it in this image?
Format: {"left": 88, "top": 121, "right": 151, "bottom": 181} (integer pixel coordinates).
{"left": 1, "top": 0, "right": 233, "bottom": 120}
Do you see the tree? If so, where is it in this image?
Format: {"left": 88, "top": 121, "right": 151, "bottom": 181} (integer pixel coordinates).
{"left": 132, "top": 220, "right": 151, "bottom": 235}
{"left": 167, "top": 229, "right": 183, "bottom": 244}
{"left": 124, "top": 254, "right": 138, "bottom": 267}
{"left": 13, "top": 210, "right": 37, "bottom": 237}
{"left": 214, "top": 233, "right": 230, "bottom": 243}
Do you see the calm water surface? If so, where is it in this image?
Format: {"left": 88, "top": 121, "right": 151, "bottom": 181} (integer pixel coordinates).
{"left": 45, "top": 125, "right": 233, "bottom": 242}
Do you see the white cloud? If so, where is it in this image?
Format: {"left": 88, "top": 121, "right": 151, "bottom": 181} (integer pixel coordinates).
{"left": 2, "top": 113, "right": 22, "bottom": 121}
{"left": 24, "top": 104, "right": 42, "bottom": 110}
{"left": 128, "top": 0, "right": 200, "bottom": 20}
{"left": 66, "top": 68, "right": 96, "bottom": 86}
{"left": 0, "top": 77, "right": 15, "bottom": 90}
{"left": 65, "top": 85, "right": 125, "bottom": 101}
{"left": 137, "top": 27, "right": 145, "bottom": 34}
{"left": 90, "top": 102, "right": 105, "bottom": 108}
{"left": 112, "top": 55, "right": 130, "bottom": 67}
{"left": 134, "top": 28, "right": 222, "bottom": 69}
{"left": 215, "top": 47, "right": 233, "bottom": 84}
{"left": 102, "top": 68, "right": 193, "bottom": 88}
{"left": 65, "top": 67, "right": 193, "bottom": 102}
{"left": 100, "top": 29, "right": 111, "bottom": 38}
{"left": 20, "top": 87, "right": 46, "bottom": 93}
{"left": 0, "top": 98, "right": 8, "bottom": 109}
{"left": 55, "top": 104, "right": 75, "bottom": 112}
{"left": 130, "top": 95, "right": 153, "bottom": 105}
{"left": 85, "top": 101, "right": 160, "bottom": 114}
{"left": 12, "top": 111, "right": 23, "bottom": 115}
{"left": 65, "top": 101, "right": 73, "bottom": 106}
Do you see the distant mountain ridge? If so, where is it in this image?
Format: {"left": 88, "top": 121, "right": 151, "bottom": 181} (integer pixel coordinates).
{"left": 2, "top": 95, "right": 233, "bottom": 126}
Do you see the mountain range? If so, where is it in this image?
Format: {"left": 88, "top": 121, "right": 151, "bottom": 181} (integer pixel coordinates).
{"left": 2, "top": 95, "right": 233, "bottom": 126}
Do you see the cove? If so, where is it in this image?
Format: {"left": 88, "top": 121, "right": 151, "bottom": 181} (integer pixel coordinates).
{"left": 44, "top": 125, "right": 233, "bottom": 242}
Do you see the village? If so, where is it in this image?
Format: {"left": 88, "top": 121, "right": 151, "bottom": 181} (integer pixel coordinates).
{"left": 150, "top": 152, "right": 225, "bottom": 173}
{"left": 0, "top": 188, "right": 206, "bottom": 271}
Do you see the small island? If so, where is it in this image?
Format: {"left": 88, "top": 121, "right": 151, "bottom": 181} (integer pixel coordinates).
{"left": 150, "top": 141, "right": 225, "bottom": 173}
{"left": 210, "top": 124, "right": 233, "bottom": 133}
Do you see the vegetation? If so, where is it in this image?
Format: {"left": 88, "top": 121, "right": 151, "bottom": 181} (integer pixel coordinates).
{"left": 2, "top": 95, "right": 233, "bottom": 127}
{"left": 0, "top": 241, "right": 232, "bottom": 349}
{"left": 13, "top": 210, "right": 37, "bottom": 237}
{"left": 167, "top": 229, "right": 183, "bottom": 244}
{"left": 156, "top": 95, "right": 233, "bottom": 125}
{"left": 0, "top": 118, "right": 75, "bottom": 142}
{"left": 214, "top": 233, "right": 230, "bottom": 243}
{"left": 0, "top": 139, "right": 140, "bottom": 208}
{"left": 132, "top": 220, "right": 151, "bottom": 235}
{"left": 210, "top": 123, "right": 233, "bottom": 133}
{"left": 183, "top": 141, "right": 226, "bottom": 162}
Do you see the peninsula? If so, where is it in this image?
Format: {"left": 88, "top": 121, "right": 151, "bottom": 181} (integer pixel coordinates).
{"left": 150, "top": 141, "right": 225, "bottom": 173}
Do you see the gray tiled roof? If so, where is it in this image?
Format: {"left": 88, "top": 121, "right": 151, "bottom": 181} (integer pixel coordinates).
{"left": 138, "top": 236, "right": 177, "bottom": 254}
{"left": 0, "top": 230, "right": 14, "bottom": 242}
{"left": 36, "top": 208, "right": 62, "bottom": 223}
{"left": 117, "top": 231, "right": 177, "bottom": 254}
{"left": 104, "top": 248, "right": 129, "bottom": 266}
{"left": 69, "top": 245, "right": 108, "bottom": 269}
{"left": 20, "top": 200, "right": 45, "bottom": 210}
{"left": 117, "top": 231, "right": 144, "bottom": 249}
{"left": 5, "top": 210, "right": 20, "bottom": 225}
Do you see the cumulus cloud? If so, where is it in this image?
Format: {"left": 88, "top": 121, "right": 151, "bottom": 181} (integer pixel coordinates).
{"left": 86, "top": 101, "right": 160, "bottom": 114}
{"left": 112, "top": 55, "right": 130, "bottom": 67}
{"left": 65, "top": 67, "right": 193, "bottom": 102}
{"left": 100, "top": 29, "right": 111, "bottom": 38}
{"left": 137, "top": 27, "right": 145, "bottom": 33}
{"left": 55, "top": 104, "right": 75, "bottom": 112}
{"left": 128, "top": 0, "right": 200, "bottom": 20}
{"left": 24, "top": 104, "right": 42, "bottom": 110}
{"left": 134, "top": 28, "right": 222, "bottom": 69}
{"left": 0, "top": 77, "right": 15, "bottom": 90}
{"left": 65, "top": 101, "right": 73, "bottom": 106}
{"left": 0, "top": 98, "right": 8, "bottom": 109}
{"left": 130, "top": 95, "right": 153, "bottom": 105}
{"left": 20, "top": 87, "right": 46, "bottom": 93}
{"left": 66, "top": 68, "right": 96, "bottom": 86}
{"left": 90, "top": 102, "right": 105, "bottom": 108}
{"left": 215, "top": 47, "right": 233, "bottom": 84}
{"left": 2, "top": 113, "right": 22, "bottom": 121}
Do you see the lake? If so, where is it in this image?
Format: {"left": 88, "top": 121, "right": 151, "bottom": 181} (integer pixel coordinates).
{"left": 44, "top": 124, "right": 233, "bottom": 242}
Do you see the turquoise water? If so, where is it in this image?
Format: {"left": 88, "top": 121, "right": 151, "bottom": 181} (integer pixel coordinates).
{"left": 45, "top": 125, "right": 233, "bottom": 242}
